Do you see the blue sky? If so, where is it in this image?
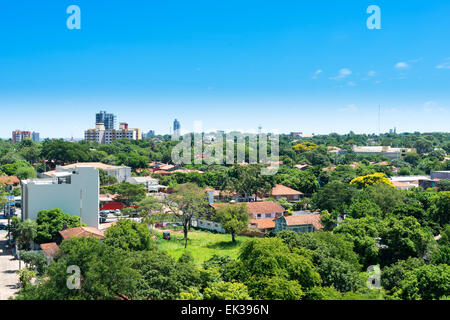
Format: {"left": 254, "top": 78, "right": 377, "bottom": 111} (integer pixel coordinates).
{"left": 0, "top": 0, "right": 449, "bottom": 138}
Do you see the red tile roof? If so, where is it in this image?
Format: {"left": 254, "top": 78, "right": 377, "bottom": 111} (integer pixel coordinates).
{"left": 282, "top": 214, "right": 324, "bottom": 230}
{"left": 0, "top": 176, "right": 20, "bottom": 185}
{"left": 211, "top": 201, "right": 285, "bottom": 215}
{"left": 40, "top": 242, "right": 59, "bottom": 258}
{"left": 250, "top": 218, "right": 276, "bottom": 230}
{"left": 271, "top": 184, "right": 303, "bottom": 196}
{"left": 59, "top": 226, "right": 105, "bottom": 240}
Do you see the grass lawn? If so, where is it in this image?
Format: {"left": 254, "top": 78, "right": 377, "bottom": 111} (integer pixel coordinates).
{"left": 154, "top": 228, "right": 249, "bottom": 265}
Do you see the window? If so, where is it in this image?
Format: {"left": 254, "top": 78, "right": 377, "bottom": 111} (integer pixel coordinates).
{"left": 265, "top": 213, "right": 272, "bottom": 218}
{"left": 257, "top": 214, "right": 262, "bottom": 218}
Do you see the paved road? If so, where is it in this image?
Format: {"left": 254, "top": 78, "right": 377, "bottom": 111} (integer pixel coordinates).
{"left": 0, "top": 212, "right": 20, "bottom": 300}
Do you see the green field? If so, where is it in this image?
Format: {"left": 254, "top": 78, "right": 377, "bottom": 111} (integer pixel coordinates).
{"left": 154, "top": 228, "right": 249, "bottom": 265}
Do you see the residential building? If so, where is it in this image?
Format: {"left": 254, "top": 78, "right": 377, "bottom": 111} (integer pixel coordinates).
{"left": 274, "top": 213, "right": 323, "bottom": 234}
{"left": 0, "top": 176, "right": 20, "bottom": 192}
{"left": 390, "top": 175, "right": 436, "bottom": 189}
{"left": 210, "top": 201, "right": 285, "bottom": 220}
{"left": 269, "top": 184, "right": 303, "bottom": 202}
{"left": 391, "top": 181, "right": 417, "bottom": 190}
{"left": 249, "top": 218, "right": 276, "bottom": 233}
{"left": 59, "top": 226, "right": 105, "bottom": 241}
{"left": 42, "top": 162, "right": 131, "bottom": 183}
{"left": 192, "top": 218, "right": 226, "bottom": 233}
{"left": 84, "top": 122, "right": 141, "bottom": 144}
{"left": 12, "top": 130, "right": 31, "bottom": 144}
{"left": 40, "top": 242, "right": 59, "bottom": 265}
{"left": 96, "top": 111, "right": 116, "bottom": 130}
{"left": 21, "top": 166, "right": 100, "bottom": 228}
{"left": 126, "top": 176, "right": 167, "bottom": 193}
{"left": 352, "top": 145, "right": 416, "bottom": 160}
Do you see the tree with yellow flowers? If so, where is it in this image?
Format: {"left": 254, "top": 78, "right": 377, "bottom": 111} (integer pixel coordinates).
{"left": 292, "top": 142, "right": 318, "bottom": 152}
{"left": 350, "top": 172, "right": 395, "bottom": 189}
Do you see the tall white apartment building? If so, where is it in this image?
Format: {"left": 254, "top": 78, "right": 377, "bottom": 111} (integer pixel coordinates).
{"left": 21, "top": 166, "right": 100, "bottom": 228}
{"left": 84, "top": 123, "right": 141, "bottom": 144}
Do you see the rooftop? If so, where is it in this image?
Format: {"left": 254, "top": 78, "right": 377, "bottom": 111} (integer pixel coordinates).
{"left": 271, "top": 184, "right": 303, "bottom": 196}
{"left": 59, "top": 226, "right": 105, "bottom": 240}
{"left": 250, "top": 218, "right": 276, "bottom": 230}
{"left": 40, "top": 242, "right": 59, "bottom": 258}
{"left": 0, "top": 176, "right": 20, "bottom": 185}
{"left": 211, "top": 201, "right": 285, "bottom": 214}
{"left": 281, "top": 214, "right": 324, "bottom": 230}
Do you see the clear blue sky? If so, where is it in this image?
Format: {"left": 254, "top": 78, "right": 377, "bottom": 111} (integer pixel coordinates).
{"left": 0, "top": 0, "right": 449, "bottom": 138}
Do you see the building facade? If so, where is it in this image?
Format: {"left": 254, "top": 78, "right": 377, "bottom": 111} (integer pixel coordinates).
{"left": 12, "top": 130, "right": 31, "bottom": 144}
{"left": 84, "top": 123, "right": 141, "bottom": 144}
{"left": 173, "top": 119, "right": 180, "bottom": 136}
{"left": 42, "top": 162, "right": 131, "bottom": 183}
{"left": 96, "top": 111, "right": 116, "bottom": 130}
{"left": 32, "top": 132, "right": 40, "bottom": 143}
{"left": 21, "top": 166, "right": 100, "bottom": 228}
{"left": 352, "top": 145, "right": 417, "bottom": 160}
{"left": 274, "top": 214, "right": 323, "bottom": 234}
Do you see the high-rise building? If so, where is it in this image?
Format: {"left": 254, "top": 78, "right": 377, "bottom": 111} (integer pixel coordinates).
{"left": 84, "top": 122, "right": 141, "bottom": 144}
{"left": 96, "top": 111, "right": 116, "bottom": 130}
{"left": 142, "top": 130, "right": 155, "bottom": 138}
{"left": 12, "top": 130, "right": 31, "bottom": 144}
{"left": 32, "top": 132, "right": 40, "bottom": 143}
{"left": 173, "top": 119, "right": 181, "bottom": 136}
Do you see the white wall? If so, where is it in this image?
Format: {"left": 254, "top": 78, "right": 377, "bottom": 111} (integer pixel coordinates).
{"left": 22, "top": 167, "right": 99, "bottom": 228}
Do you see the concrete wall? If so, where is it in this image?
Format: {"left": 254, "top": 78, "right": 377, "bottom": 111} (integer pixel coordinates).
{"left": 107, "top": 167, "right": 131, "bottom": 183}
{"left": 22, "top": 167, "right": 99, "bottom": 228}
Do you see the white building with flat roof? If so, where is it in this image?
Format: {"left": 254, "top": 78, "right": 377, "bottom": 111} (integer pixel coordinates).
{"left": 42, "top": 162, "right": 131, "bottom": 183}
{"left": 22, "top": 166, "right": 100, "bottom": 228}
{"left": 352, "top": 145, "right": 416, "bottom": 160}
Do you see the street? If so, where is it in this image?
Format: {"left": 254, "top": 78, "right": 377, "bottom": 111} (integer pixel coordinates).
{"left": 0, "top": 210, "right": 20, "bottom": 300}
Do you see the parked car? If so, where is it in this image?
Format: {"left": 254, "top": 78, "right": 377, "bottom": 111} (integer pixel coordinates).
{"left": 99, "top": 217, "right": 107, "bottom": 224}
{"left": 0, "top": 223, "right": 8, "bottom": 230}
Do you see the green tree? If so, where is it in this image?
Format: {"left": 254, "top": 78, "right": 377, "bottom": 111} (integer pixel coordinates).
{"left": 107, "top": 182, "right": 146, "bottom": 205}
{"left": 312, "top": 181, "right": 357, "bottom": 212}
{"left": 247, "top": 276, "right": 304, "bottom": 300}
{"left": 166, "top": 183, "right": 209, "bottom": 248}
{"left": 203, "top": 281, "right": 251, "bottom": 300}
{"left": 237, "top": 238, "right": 321, "bottom": 290}
{"left": 215, "top": 203, "right": 249, "bottom": 243}
{"left": 379, "top": 216, "right": 434, "bottom": 266}
{"left": 136, "top": 195, "right": 163, "bottom": 226}
{"left": 34, "top": 208, "right": 82, "bottom": 244}
{"left": 394, "top": 264, "right": 450, "bottom": 300}
{"left": 104, "top": 219, "right": 154, "bottom": 251}
{"left": 17, "top": 219, "right": 37, "bottom": 250}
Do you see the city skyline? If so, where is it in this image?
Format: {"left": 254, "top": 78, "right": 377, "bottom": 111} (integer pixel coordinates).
{"left": 1, "top": 1, "right": 449, "bottom": 138}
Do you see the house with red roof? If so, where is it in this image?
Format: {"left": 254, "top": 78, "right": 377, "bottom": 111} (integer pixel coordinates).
{"left": 274, "top": 213, "right": 324, "bottom": 234}
{"left": 210, "top": 201, "right": 285, "bottom": 220}
{"left": 269, "top": 184, "right": 303, "bottom": 202}
{"left": 59, "top": 226, "right": 105, "bottom": 241}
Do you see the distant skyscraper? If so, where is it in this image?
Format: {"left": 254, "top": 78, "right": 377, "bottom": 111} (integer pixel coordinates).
{"left": 96, "top": 111, "right": 116, "bottom": 130}
{"left": 32, "top": 132, "right": 40, "bottom": 143}
{"left": 144, "top": 130, "right": 155, "bottom": 138}
{"left": 173, "top": 119, "right": 181, "bottom": 136}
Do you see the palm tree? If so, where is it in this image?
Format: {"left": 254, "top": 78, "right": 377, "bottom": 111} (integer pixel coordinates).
{"left": 18, "top": 219, "right": 37, "bottom": 250}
